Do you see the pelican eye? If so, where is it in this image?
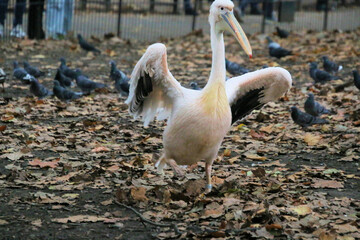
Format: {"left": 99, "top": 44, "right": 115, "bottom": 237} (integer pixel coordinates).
{"left": 220, "top": 7, "right": 224, "bottom": 10}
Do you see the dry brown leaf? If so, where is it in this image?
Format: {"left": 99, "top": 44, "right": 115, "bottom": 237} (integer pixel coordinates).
{"left": 291, "top": 205, "right": 312, "bottom": 216}
{"left": 304, "top": 133, "right": 322, "bottom": 146}
{"left": 29, "top": 158, "right": 59, "bottom": 168}
{"left": 312, "top": 179, "right": 344, "bottom": 189}
{"left": 130, "top": 187, "right": 148, "bottom": 202}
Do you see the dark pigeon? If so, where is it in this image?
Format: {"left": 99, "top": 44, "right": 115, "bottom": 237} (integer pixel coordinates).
{"left": 0, "top": 68, "right": 6, "bottom": 92}
{"left": 59, "top": 58, "right": 78, "bottom": 80}
{"left": 266, "top": 36, "right": 292, "bottom": 59}
{"left": 290, "top": 106, "right": 328, "bottom": 128}
{"left": 304, "top": 93, "right": 331, "bottom": 117}
{"left": 276, "top": 26, "right": 289, "bottom": 38}
{"left": 23, "top": 61, "right": 45, "bottom": 78}
{"left": 55, "top": 69, "right": 74, "bottom": 88}
{"left": 29, "top": 77, "right": 53, "bottom": 99}
{"left": 353, "top": 70, "right": 360, "bottom": 90}
{"left": 322, "top": 56, "right": 342, "bottom": 74}
{"left": 53, "top": 80, "right": 83, "bottom": 102}
{"left": 77, "top": 34, "right": 101, "bottom": 54}
{"left": 225, "top": 58, "right": 250, "bottom": 76}
{"left": 190, "top": 81, "right": 201, "bottom": 90}
{"left": 75, "top": 69, "right": 107, "bottom": 94}
{"left": 309, "top": 62, "right": 338, "bottom": 84}
{"left": 13, "top": 61, "right": 32, "bottom": 85}
{"left": 109, "top": 60, "right": 130, "bottom": 96}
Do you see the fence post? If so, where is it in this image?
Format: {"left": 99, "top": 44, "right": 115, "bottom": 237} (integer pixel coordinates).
{"left": 323, "top": 0, "right": 329, "bottom": 31}
{"left": 192, "top": 0, "right": 199, "bottom": 31}
{"left": 261, "top": 0, "right": 267, "bottom": 33}
{"left": 117, "top": 0, "right": 122, "bottom": 37}
{"left": 80, "top": 0, "right": 87, "bottom": 10}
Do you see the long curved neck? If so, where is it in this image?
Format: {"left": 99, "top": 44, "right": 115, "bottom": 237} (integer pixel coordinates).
{"left": 205, "top": 24, "right": 226, "bottom": 89}
{"left": 200, "top": 22, "right": 229, "bottom": 117}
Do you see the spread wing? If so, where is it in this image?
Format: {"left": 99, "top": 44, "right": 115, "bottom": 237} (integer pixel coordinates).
{"left": 126, "top": 43, "right": 184, "bottom": 126}
{"left": 226, "top": 67, "right": 292, "bottom": 124}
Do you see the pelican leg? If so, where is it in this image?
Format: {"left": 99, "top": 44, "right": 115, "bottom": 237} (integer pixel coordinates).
{"left": 205, "top": 162, "right": 213, "bottom": 194}
{"left": 155, "top": 154, "right": 166, "bottom": 174}
{"left": 167, "top": 159, "right": 185, "bottom": 177}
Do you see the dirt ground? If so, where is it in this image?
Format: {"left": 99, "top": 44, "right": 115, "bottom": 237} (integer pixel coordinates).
{"left": 0, "top": 29, "right": 359, "bottom": 239}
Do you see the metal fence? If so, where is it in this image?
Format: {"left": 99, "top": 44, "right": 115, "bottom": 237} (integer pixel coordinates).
{"left": 0, "top": 0, "right": 359, "bottom": 42}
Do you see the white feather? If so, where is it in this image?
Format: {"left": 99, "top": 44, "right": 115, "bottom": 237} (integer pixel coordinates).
{"left": 226, "top": 67, "right": 292, "bottom": 105}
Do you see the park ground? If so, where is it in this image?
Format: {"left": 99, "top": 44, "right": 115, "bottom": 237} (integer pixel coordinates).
{"left": 0, "top": 28, "right": 359, "bottom": 239}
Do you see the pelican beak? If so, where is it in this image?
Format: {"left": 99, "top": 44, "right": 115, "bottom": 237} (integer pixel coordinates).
{"left": 221, "top": 12, "right": 252, "bottom": 58}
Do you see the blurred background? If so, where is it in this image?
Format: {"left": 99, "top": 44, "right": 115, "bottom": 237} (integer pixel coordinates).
{"left": 0, "top": 0, "right": 359, "bottom": 41}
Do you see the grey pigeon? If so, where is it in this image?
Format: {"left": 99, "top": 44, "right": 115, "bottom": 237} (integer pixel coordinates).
{"left": 0, "top": 68, "right": 6, "bottom": 92}
{"left": 109, "top": 60, "right": 130, "bottom": 96}
{"left": 290, "top": 106, "right": 328, "bottom": 128}
{"left": 304, "top": 93, "right": 331, "bottom": 117}
{"left": 29, "top": 77, "right": 53, "bottom": 99}
{"left": 276, "top": 26, "right": 289, "bottom": 38}
{"left": 77, "top": 34, "right": 101, "bottom": 53}
{"left": 53, "top": 80, "right": 82, "bottom": 102}
{"left": 309, "top": 62, "right": 338, "bottom": 84}
{"left": 190, "top": 81, "right": 201, "bottom": 90}
{"left": 55, "top": 69, "right": 74, "bottom": 88}
{"left": 322, "top": 56, "right": 342, "bottom": 74}
{"left": 23, "top": 61, "right": 45, "bottom": 78}
{"left": 225, "top": 58, "right": 250, "bottom": 75}
{"left": 353, "top": 70, "right": 360, "bottom": 90}
{"left": 59, "top": 58, "right": 78, "bottom": 80}
{"left": 266, "top": 36, "right": 292, "bottom": 59}
{"left": 75, "top": 69, "right": 107, "bottom": 94}
{"left": 13, "top": 61, "right": 32, "bottom": 85}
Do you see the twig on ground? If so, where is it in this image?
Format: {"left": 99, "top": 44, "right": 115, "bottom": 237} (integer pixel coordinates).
{"left": 114, "top": 200, "right": 182, "bottom": 235}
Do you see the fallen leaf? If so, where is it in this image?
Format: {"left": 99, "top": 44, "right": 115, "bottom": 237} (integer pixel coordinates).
{"left": 130, "top": 187, "right": 148, "bottom": 202}
{"left": 312, "top": 179, "right": 344, "bottom": 189}
{"left": 304, "top": 133, "right": 322, "bottom": 146}
{"left": 91, "top": 146, "right": 110, "bottom": 152}
{"left": 29, "top": 158, "right": 59, "bottom": 168}
{"left": 291, "top": 205, "right": 312, "bottom": 216}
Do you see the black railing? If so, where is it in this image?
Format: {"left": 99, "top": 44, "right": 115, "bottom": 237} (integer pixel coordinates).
{"left": 0, "top": 0, "right": 359, "bottom": 42}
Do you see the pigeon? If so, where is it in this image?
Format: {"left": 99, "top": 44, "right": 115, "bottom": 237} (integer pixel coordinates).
{"left": 290, "top": 106, "right": 329, "bottom": 128}
{"left": 77, "top": 34, "right": 101, "bottom": 54}
{"left": 55, "top": 69, "right": 74, "bottom": 88}
{"left": 0, "top": 68, "right": 6, "bottom": 92}
{"left": 23, "top": 61, "right": 45, "bottom": 78}
{"left": 266, "top": 36, "right": 292, "bottom": 59}
{"left": 321, "top": 56, "right": 342, "bottom": 74}
{"left": 109, "top": 60, "right": 130, "bottom": 96}
{"left": 190, "top": 81, "right": 201, "bottom": 90}
{"left": 75, "top": 69, "right": 107, "bottom": 94}
{"left": 353, "top": 70, "right": 360, "bottom": 90}
{"left": 13, "top": 61, "right": 32, "bottom": 84}
{"left": 276, "top": 26, "right": 289, "bottom": 38}
{"left": 29, "top": 77, "right": 53, "bottom": 99}
{"left": 225, "top": 58, "right": 250, "bottom": 75}
{"left": 309, "top": 62, "right": 338, "bottom": 84}
{"left": 59, "top": 58, "right": 78, "bottom": 80}
{"left": 304, "top": 93, "right": 331, "bottom": 117}
{"left": 53, "top": 80, "right": 83, "bottom": 102}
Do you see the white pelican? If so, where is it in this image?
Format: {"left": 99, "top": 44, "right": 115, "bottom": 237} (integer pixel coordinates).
{"left": 126, "top": 0, "right": 292, "bottom": 193}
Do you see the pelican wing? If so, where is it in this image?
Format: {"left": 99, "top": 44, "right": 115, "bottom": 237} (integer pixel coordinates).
{"left": 126, "top": 43, "right": 183, "bottom": 126}
{"left": 226, "top": 67, "right": 292, "bottom": 124}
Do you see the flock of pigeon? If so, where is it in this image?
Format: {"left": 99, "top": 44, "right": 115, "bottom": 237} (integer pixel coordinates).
{"left": 0, "top": 29, "right": 359, "bottom": 129}
{"left": 0, "top": 34, "right": 130, "bottom": 103}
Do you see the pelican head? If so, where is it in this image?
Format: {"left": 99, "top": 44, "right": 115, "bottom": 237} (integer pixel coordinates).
{"left": 209, "top": 0, "right": 252, "bottom": 58}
